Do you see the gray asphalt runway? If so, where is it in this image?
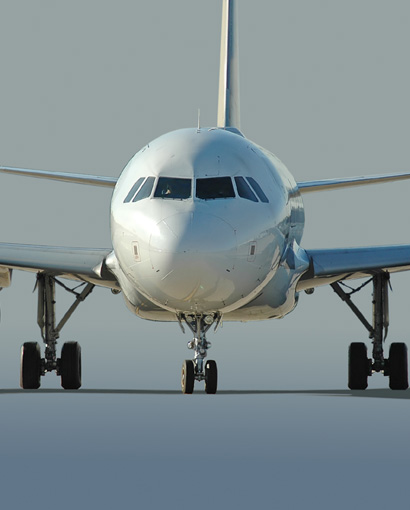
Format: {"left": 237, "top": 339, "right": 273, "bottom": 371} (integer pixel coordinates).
{"left": 1, "top": 388, "right": 409, "bottom": 509}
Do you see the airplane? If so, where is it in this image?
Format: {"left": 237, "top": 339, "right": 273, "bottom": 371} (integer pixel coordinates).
{"left": 1, "top": 0, "right": 410, "bottom": 394}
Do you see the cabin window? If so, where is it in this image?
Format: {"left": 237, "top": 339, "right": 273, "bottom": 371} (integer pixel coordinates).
{"left": 246, "top": 177, "right": 269, "bottom": 203}
{"left": 154, "top": 177, "right": 192, "bottom": 199}
{"left": 124, "top": 177, "right": 145, "bottom": 203}
{"left": 132, "top": 176, "right": 155, "bottom": 202}
{"left": 196, "top": 177, "right": 235, "bottom": 200}
{"left": 234, "top": 176, "right": 258, "bottom": 202}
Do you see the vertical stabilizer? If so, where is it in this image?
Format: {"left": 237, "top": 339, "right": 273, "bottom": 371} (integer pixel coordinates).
{"left": 217, "top": 0, "right": 240, "bottom": 129}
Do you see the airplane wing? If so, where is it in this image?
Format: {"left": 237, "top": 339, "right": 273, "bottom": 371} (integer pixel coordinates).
{"left": 0, "top": 243, "right": 118, "bottom": 289}
{"left": 0, "top": 166, "right": 117, "bottom": 188}
{"left": 297, "top": 245, "right": 410, "bottom": 291}
{"left": 297, "top": 171, "right": 410, "bottom": 193}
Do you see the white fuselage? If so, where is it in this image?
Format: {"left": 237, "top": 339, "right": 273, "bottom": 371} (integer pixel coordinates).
{"left": 108, "top": 128, "right": 309, "bottom": 322}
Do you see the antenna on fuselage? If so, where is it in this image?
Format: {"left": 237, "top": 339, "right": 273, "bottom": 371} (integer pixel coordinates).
{"left": 217, "top": 0, "right": 241, "bottom": 130}
{"left": 197, "top": 108, "right": 201, "bottom": 131}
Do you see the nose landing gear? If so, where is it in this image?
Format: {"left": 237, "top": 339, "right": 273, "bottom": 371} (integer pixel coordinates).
{"left": 179, "top": 313, "right": 220, "bottom": 394}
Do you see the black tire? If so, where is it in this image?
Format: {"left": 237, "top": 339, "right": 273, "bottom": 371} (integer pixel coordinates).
{"left": 388, "top": 343, "right": 408, "bottom": 390}
{"left": 60, "top": 342, "right": 82, "bottom": 390}
{"left": 348, "top": 342, "right": 369, "bottom": 390}
{"left": 20, "top": 342, "right": 41, "bottom": 389}
{"left": 181, "top": 360, "right": 194, "bottom": 394}
{"left": 205, "top": 360, "right": 218, "bottom": 394}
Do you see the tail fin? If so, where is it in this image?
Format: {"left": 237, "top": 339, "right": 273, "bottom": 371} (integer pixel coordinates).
{"left": 217, "top": 0, "right": 241, "bottom": 130}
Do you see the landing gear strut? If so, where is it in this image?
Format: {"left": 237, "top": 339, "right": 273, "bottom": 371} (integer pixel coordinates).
{"left": 331, "top": 272, "right": 408, "bottom": 390}
{"left": 20, "top": 273, "right": 94, "bottom": 390}
{"left": 179, "top": 313, "right": 220, "bottom": 394}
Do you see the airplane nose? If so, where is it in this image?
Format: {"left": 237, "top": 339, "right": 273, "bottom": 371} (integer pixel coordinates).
{"left": 148, "top": 212, "right": 237, "bottom": 309}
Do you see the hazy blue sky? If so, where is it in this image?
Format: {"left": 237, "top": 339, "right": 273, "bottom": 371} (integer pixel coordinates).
{"left": 1, "top": 1, "right": 410, "bottom": 508}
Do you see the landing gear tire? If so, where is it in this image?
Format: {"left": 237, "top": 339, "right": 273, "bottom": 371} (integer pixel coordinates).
{"left": 388, "top": 343, "right": 408, "bottom": 390}
{"left": 205, "top": 360, "right": 218, "bottom": 394}
{"left": 60, "top": 342, "right": 82, "bottom": 390}
{"left": 181, "top": 360, "right": 194, "bottom": 394}
{"left": 20, "top": 342, "right": 41, "bottom": 390}
{"left": 348, "top": 342, "right": 369, "bottom": 390}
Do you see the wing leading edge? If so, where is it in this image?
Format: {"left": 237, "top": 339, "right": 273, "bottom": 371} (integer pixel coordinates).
{"left": 0, "top": 243, "right": 118, "bottom": 289}
{"left": 297, "top": 171, "right": 410, "bottom": 194}
{"left": 298, "top": 245, "right": 410, "bottom": 291}
{"left": 0, "top": 166, "right": 117, "bottom": 187}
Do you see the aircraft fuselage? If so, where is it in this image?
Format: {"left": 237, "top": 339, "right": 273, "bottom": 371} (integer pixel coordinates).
{"left": 108, "top": 128, "right": 309, "bottom": 322}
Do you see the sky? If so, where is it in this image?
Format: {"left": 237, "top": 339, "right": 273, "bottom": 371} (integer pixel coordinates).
{"left": 1, "top": 1, "right": 410, "bottom": 508}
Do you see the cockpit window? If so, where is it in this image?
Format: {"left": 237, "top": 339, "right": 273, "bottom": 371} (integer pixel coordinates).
{"left": 234, "top": 177, "right": 258, "bottom": 202}
{"left": 154, "top": 177, "right": 192, "bottom": 199}
{"left": 124, "top": 177, "right": 145, "bottom": 203}
{"left": 132, "top": 176, "right": 155, "bottom": 202}
{"left": 246, "top": 177, "right": 269, "bottom": 203}
{"left": 196, "top": 177, "right": 235, "bottom": 200}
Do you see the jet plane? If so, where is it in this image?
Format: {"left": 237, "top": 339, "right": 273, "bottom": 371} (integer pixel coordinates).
{"left": 2, "top": 0, "right": 410, "bottom": 393}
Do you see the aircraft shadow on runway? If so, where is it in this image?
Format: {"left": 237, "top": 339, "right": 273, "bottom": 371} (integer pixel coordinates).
{"left": 0, "top": 388, "right": 409, "bottom": 399}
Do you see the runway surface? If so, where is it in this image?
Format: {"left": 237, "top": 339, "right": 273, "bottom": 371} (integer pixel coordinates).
{"left": 1, "top": 385, "right": 409, "bottom": 509}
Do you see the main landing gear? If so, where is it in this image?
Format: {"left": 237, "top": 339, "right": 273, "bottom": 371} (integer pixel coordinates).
{"left": 20, "top": 273, "right": 94, "bottom": 390}
{"left": 179, "top": 313, "right": 221, "bottom": 394}
{"left": 331, "top": 272, "right": 408, "bottom": 390}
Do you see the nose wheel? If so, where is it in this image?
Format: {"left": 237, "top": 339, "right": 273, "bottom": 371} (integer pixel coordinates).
{"left": 181, "top": 358, "right": 218, "bottom": 394}
{"left": 204, "top": 360, "right": 218, "bottom": 394}
{"left": 179, "top": 313, "right": 220, "bottom": 394}
{"left": 181, "top": 359, "right": 195, "bottom": 394}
